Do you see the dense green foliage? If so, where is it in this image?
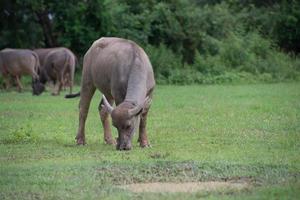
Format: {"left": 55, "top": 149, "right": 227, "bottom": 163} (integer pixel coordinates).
{"left": 0, "top": 83, "right": 299, "bottom": 199}
{"left": 1, "top": 0, "right": 300, "bottom": 84}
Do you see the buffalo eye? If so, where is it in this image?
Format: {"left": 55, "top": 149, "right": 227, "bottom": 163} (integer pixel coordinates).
{"left": 122, "top": 124, "right": 131, "bottom": 130}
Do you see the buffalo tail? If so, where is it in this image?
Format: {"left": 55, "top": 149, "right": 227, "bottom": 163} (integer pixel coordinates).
{"left": 65, "top": 92, "right": 80, "bottom": 98}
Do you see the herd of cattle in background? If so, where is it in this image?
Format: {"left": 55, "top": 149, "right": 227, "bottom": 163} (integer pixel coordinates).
{"left": 0, "top": 37, "right": 156, "bottom": 151}
{"left": 0, "top": 47, "right": 76, "bottom": 95}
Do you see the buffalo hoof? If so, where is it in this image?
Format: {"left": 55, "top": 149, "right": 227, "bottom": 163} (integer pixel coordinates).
{"left": 139, "top": 141, "right": 151, "bottom": 148}
{"left": 104, "top": 138, "right": 116, "bottom": 145}
{"left": 51, "top": 92, "right": 59, "bottom": 96}
{"left": 76, "top": 137, "right": 85, "bottom": 145}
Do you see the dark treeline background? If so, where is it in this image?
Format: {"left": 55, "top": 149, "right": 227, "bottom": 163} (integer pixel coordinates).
{"left": 1, "top": 0, "right": 300, "bottom": 84}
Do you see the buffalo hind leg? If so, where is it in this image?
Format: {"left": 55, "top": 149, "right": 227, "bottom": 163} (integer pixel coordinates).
{"left": 69, "top": 75, "right": 73, "bottom": 95}
{"left": 51, "top": 81, "right": 59, "bottom": 95}
{"left": 76, "top": 85, "right": 96, "bottom": 145}
{"left": 138, "top": 103, "right": 151, "bottom": 148}
{"left": 98, "top": 97, "right": 116, "bottom": 145}
{"left": 52, "top": 73, "right": 63, "bottom": 95}
{"left": 57, "top": 79, "right": 63, "bottom": 95}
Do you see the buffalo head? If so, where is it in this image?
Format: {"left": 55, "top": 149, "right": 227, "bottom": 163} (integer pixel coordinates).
{"left": 102, "top": 95, "right": 151, "bottom": 150}
{"left": 32, "top": 78, "right": 45, "bottom": 95}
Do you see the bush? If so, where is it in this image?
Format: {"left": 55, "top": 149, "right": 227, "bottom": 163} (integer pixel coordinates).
{"left": 145, "top": 44, "right": 182, "bottom": 84}
{"left": 1, "top": 0, "right": 299, "bottom": 85}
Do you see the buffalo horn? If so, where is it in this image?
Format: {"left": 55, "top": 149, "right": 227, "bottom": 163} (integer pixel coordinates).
{"left": 102, "top": 95, "right": 114, "bottom": 113}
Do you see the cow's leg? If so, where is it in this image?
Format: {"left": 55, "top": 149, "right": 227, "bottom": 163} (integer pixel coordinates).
{"left": 138, "top": 103, "right": 152, "bottom": 148}
{"left": 15, "top": 75, "right": 23, "bottom": 92}
{"left": 76, "top": 85, "right": 96, "bottom": 145}
{"left": 98, "top": 97, "right": 116, "bottom": 145}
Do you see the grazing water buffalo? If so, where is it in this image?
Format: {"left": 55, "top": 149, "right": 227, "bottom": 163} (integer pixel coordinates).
{"left": 0, "top": 48, "right": 45, "bottom": 95}
{"left": 72, "top": 37, "right": 155, "bottom": 150}
{"left": 34, "top": 47, "right": 76, "bottom": 95}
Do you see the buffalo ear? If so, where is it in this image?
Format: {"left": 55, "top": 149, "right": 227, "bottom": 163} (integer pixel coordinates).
{"left": 142, "top": 96, "right": 152, "bottom": 109}
{"left": 128, "top": 106, "right": 143, "bottom": 117}
{"left": 128, "top": 97, "right": 152, "bottom": 117}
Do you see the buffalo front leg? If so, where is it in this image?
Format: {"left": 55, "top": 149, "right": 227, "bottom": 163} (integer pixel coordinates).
{"left": 98, "top": 97, "right": 116, "bottom": 145}
{"left": 138, "top": 106, "right": 151, "bottom": 148}
{"left": 15, "top": 75, "right": 23, "bottom": 92}
{"left": 76, "top": 86, "right": 96, "bottom": 145}
{"left": 3, "top": 75, "right": 10, "bottom": 90}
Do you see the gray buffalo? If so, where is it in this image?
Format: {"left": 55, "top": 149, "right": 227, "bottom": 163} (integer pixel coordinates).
{"left": 34, "top": 47, "right": 76, "bottom": 95}
{"left": 70, "top": 37, "right": 155, "bottom": 150}
{"left": 0, "top": 48, "right": 45, "bottom": 95}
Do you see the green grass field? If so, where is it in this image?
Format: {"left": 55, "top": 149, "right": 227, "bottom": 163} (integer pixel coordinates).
{"left": 0, "top": 83, "right": 299, "bottom": 199}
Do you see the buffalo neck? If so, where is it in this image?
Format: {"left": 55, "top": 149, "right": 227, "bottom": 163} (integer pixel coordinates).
{"left": 124, "top": 64, "right": 147, "bottom": 106}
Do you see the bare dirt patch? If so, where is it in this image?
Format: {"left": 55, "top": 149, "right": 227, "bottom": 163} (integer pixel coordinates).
{"left": 120, "top": 181, "right": 249, "bottom": 193}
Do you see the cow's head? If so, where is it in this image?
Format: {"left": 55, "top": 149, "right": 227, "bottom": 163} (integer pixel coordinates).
{"left": 32, "top": 78, "right": 45, "bottom": 95}
{"left": 102, "top": 95, "right": 151, "bottom": 151}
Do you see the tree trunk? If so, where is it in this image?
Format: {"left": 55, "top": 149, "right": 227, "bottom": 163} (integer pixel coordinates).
{"left": 35, "top": 10, "right": 57, "bottom": 47}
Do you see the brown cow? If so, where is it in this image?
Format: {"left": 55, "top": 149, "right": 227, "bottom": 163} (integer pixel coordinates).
{"left": 70, "top": 37, "right": 155, "bottom": 150}
{"left": 34, "top": 47, "right": 76, "bottom": 95}
{"left": 0, "top": 48, "right": 45, "bottom": 94}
